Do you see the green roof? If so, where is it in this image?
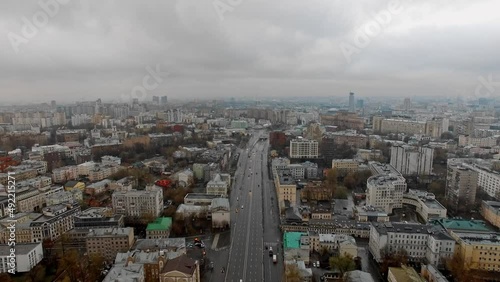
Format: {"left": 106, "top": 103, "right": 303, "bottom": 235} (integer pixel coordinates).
{"left": 283, "top": 232, "right": 307, "bottom": 249}
{"left": 430, "top": 218, "right": 491, "bottom": 232}
{"left": 146, "top": 217, "right": 172, "bottom": 231}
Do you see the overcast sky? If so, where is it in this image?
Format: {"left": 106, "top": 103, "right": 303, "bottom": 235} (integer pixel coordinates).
{"left": 0, "top": 0, "right": 499, "bottom": 104}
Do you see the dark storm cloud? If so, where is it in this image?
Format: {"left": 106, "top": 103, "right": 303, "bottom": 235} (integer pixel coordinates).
{"left": 0, "top": 0, "right": 499, "bottom": 103}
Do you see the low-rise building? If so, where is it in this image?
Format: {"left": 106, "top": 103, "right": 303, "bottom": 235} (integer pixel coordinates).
{"left": 146, "top": 217, "right": 172, "bottom": 239}
{"left": 184, "top": 193, "right": 220, "bottom": 206}
{"left": 353, "top": 206, "right": 389, "bottom": 222}
{"left": 388, "top": 266, "right": 426, "bottom": 282}
{"left": 451, "top": 231, "right": 500, "bottom": 272}
{"left": 211, "top": 198, "right": 230, "bottom": 229}
{"left": 159, "top": 255, "right": 200, "bottom": 282}
{"left": 74, "top": 207, "right": 124, "bottom": 229}
{"left": 331, "top": 159, "right": 359, "bottom": 176}
{"left": 206, "top": 174, "right": 229, "bottom": 196}
{"left": 318, "top": 234, "right": 357, "bottom": 258}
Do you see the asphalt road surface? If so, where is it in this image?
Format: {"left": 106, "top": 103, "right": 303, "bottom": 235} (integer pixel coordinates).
{"left": 225, "top": 130, "right": 283, "bottom": 282}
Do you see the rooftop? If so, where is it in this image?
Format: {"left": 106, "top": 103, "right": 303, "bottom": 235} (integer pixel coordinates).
{"left": 283, "top": 232, "right": 307, "bottom": 249}
{"left": 430, "top": 218, "right": 492, "bottom": 232}
{"left": 0, "top": 243, "right": 41, "bottom": 256}
{"left": 161, "top": 255, "right": 197, "bottom": 275}
{"left": 88, "top": 227, "right": 133, "bottom": 237}
{"left": 146, "top": 217, "right": 172, "bottom": 231}
{"left": 133, "top": 238, "right": 186, "bottom": 252}
{"left": 453, "top": 231, "right": 500, "bottom": 245}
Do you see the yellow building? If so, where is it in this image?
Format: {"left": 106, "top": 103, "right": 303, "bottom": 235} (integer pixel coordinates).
{"left": 481, "top": 201, "right": 500, "bottom": 229}
{"left": 451, "top": 231, "right": 500, "bottom": 272}
{"left": 331, "top": 159, "right": 359, "bottom": 176}
{"left": 64, "top": 180, "right": 86, "bottom": 191}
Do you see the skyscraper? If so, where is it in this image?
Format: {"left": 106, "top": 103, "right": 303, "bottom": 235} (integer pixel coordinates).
{"left": 152, "top": 96, "right": 159, "bottom": 103}
{"left": 348, "top": 92, "right": 355, "bottom": 112}
{"left": 160, "top": 96, "right": 168, "bottom": 105}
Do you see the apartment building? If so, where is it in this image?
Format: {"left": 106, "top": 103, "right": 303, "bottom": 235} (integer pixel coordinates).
{"left": 0, "top": 243, "right": 43, "bottom": 273}
{"left": 373, "top": 117, "right": 427, "bottom": 135}
{"left": 331, "top": 159, "right": 359, "bottom": 176}
{"left": 366, "top": 172, "right": 407, "bottom": 214}
{"left": 445, "top": 163, "right": 478, "bottom": 214}
{"left": 273, "top": 170, "right": 297, "bottom": 212}
{"left": 86, "top": 227, "right": 135, "bottom": 262}
{"left": 457, "top": 161, "right": 500, "bottom": 200}
{"left": 324, "top": 130, "right": 368, "bottom": 148}
{"left": 15, "top": 188, "right": 46, "bottom": 213}
{"left": 481, "top": 201, "right": 500, "bottom": 228}
{"left": 451, "top": 231, "right": 500, "bottom": 272}
{"left": 52, "top": 165, "right": 79, "bottom": 183}
{"left": 289, "top": 138, "right": 319, "bottom": 159}
{"left": 320, "top": 112, "right": 365, "bottom": 131}
{"left": 390, "top": 145, "right": 434, "bottom": 176}
{"left": 112, "top": 185, "right": 163, "bottom": 218}
{"left": 369, "top": 222, "right": 455, "bottom": 267}
{"left": 30, "top": 202, "right": 81, "bottom": 242}
{"left": 458, "top": 135, "right": 498, "bottom": 148}
{"left": 317, "top": 234, "right": 357, "bottom": 258}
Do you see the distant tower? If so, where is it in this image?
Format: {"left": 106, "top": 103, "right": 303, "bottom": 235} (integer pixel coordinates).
{"left": 160, "top": 96, "right": 168, "bottom": 105}
{"left": 349, "top": 92, "right": 356, "bottom": 112}
{"left": 152, "top": 96, "right": 160, "bottom": 103}
{"left": 51, "top": 100, "right": 56, "bottom": 109}
{"left": 404, "top": 98, "right": 411, "bottom": 111}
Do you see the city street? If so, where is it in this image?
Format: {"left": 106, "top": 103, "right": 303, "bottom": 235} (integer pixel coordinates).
{"left": 224, "top": 130, "right": 283, "bottom": 282}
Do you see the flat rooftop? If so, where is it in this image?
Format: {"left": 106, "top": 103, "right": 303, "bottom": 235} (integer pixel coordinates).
{"left": 0, "top": 243, "right": 41, "bottom": 255}
{"left": 454, "top": 232, "right": 500, "bottom": 245}
{"left": 184, "top": 193, "right": 220, "bottom": 200}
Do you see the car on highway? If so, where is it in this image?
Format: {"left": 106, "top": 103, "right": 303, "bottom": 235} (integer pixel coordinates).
{"left": 241, "top": 205, "right": 244, "bottom": 209}
{"left": 273, "top": 254, "right": 277, "bottom": 263}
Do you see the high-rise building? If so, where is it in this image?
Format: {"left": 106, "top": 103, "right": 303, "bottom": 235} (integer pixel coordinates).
{"left": 51, "top": 100, "right": 56, "bottom": 108}
{"left": 356, "top": 99, "right": 364, "bottom": 109}
{"left": 404, "top": 98, "right": 411, "bottom": 111}
{"left": 390, "top": 145, "right": 434, "bottom": 176}
{"left": 160, "top": 96, "right": 168, "bottom": 105}
{"left": 445, "top": 163, "right": 478, "bottom": 214}
{"left": 152, "top": 96, "right": 160, "bottom": 103}
{"left": 349, "top": 92, "right": 355, "bottom": 112}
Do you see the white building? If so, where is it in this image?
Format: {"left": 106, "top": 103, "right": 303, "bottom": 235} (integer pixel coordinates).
{"left": 390, "top": 145, "right": 434, "bottom": 176}
{"left": 211, "top": 198, "right": 230, "bottom": 229}
{"left": 101, "top": 155, "right": 121, "bottom": 166}
{"left": 366, "top": 164, "right": 406, "bottom": 214}
{"left": 112, "top": 185, "right": 163, "bottom": 218}
{"left": 458, "top": 135, "right": 497, "bottom": 148}
{"left": 0, "top": 243, "right": 43, "bottom": 273}
{"left": 289, "top": 138, "right": 319, "bottom": 159}
{"left": 206, "top": 174, "right": 229, "bottom": 197}
{"left": 52, "top": 165, "right": 79, "bottom": 183}
{"left": 402, "top": 190, "right": 447, "bottom": 221}
{"left": 369, "top": 222, "right": 455, "bottom": 267}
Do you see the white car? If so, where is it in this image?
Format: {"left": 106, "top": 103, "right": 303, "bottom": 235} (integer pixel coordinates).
{"left": 241, "top": 205, "right": 244, "bottom": 209}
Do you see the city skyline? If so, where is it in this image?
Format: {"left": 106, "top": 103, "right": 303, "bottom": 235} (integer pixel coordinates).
{"left": 1, "top": 0, "right": 499, "bottom": 103}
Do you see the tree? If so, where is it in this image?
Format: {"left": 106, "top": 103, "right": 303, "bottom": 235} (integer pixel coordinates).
{"left": 325, "top": 168, "right": 338, "bottom": 192}
{"left": 329, "top": 254, "right": 356, "bottom": 277}
{"left": 0, "top": 273, "right": 13, "bottom": 282}
{"left": 334, "top": 187, "right": 348, "bottom": 199}
{"left": 445, "top": 251, "right": 478, "bottom": 282}
{"left": 343, "top": 172, "right": 356, "bottom": 190}
{"left": 284, "top": 264, "right": 301, "bottom": 282}
{"left": 27, "top": 263, "right": 46, "bottom": 282}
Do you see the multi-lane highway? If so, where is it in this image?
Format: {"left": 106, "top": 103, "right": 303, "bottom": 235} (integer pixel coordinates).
{"left": 225, "top": 130, "right": 283, "bottom": 282}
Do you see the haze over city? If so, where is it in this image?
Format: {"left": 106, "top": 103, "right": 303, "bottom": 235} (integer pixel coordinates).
{"left": 1, "top": 0, "right": 499, "bottom": 103}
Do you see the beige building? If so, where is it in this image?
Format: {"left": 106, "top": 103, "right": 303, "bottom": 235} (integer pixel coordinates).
{"left": 451, "top": 231, "right": 500, "bottom": 272}
{"left": 86, "top": 227, "right": 135, "bottom": 262}
{"left": 30, "top": 202, "right": 81, "bottom": 243}
{"left": 273, "top": 171, "right": 297, "bottom": 212}
{"left": 481, "top": 201, "right": 500, "bottom": 228}
{"left": 373, "top": 117, "right": 443, "bottom": 137}
{"left": 16, "top": 189, "right": 46, "bottom": 213}
{"left": 388, "top": 266, "right": 426, "bottom": 282}
{"left": 159, "top": 255, "right": 200, "bottom": 282}
{"left": 402, "top": 190, "right": 447, "bottom": 221}
{"left": 331, "top": 159, "right": 359, "bottom": 176}
{"left": 458, "top": 135, "right": 498, "bottom": 148}
{"left": 206, "top": 174, "right": 229, "bottom": 196}
{"left": 112, "top": 185, "right": 163, "bottom": 218}
{"left": 318, "top": 234, "right": 357, "bottom": 258}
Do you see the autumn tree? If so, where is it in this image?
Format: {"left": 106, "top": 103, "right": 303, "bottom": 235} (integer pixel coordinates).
{"left": 343, "top": 172, "right": 356, "bottom": 190}
{"left": 27, "top": 264, "right": 45, "bottom": 282}
{"left": 0, "top": 273, "right": 13, "bottom": 282}
{"left": 329, "top": 254, "right": 356, "bottom": 277}
{"left": 380, "top": 248, "right": 409, "bottom": 275}
{"left": 284, "top": 264, "right": 301, "bottom": 282}
{"left": 325, "top": 168, "right": 338, "bottom": 193}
